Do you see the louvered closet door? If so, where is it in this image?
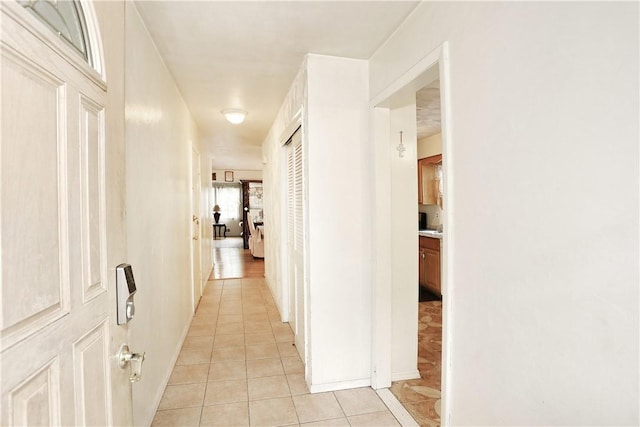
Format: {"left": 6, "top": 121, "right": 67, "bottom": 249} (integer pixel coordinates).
{"left": 286, "top": 127, "right": 305, "bottom": 361}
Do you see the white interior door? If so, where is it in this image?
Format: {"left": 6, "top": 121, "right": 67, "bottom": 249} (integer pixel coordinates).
{"left": 191, "top": 147, "right": 202, "bottom": 311}
{"left": 1, "top": 3, "right": 132, "bottom": 425}
{"left": 286, "top": 128, "right": 305, "bottom": 361}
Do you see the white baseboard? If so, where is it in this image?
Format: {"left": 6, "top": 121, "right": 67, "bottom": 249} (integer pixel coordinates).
{"left": 309, "top": 378, "right": 371, "bottom": 393}
{"left": 391, "top": 369, "right": 420, "bottom": 382}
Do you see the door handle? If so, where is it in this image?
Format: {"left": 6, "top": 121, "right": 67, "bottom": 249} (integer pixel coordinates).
{"left": 118, "top": 344, "right": 146, "bottom": 382}
{"left": 193, "top": 236, "right": 199, "bottom": 240}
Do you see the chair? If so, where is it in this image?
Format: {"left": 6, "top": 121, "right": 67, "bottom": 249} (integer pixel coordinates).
{"left": 247, "top": 213, "right": 264, "bottom": 259}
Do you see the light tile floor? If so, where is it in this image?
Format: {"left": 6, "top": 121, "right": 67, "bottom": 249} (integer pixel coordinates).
{"left": 152, "top": 278, "right": 402, "bottom": 426}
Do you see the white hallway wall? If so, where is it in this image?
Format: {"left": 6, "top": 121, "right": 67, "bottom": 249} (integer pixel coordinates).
{"left": 388, "top": 102, "right": 419, "bottom": 381}
{"left": 262, "top": 54, "right": 371, "bottom": 391}
{"left": 370, "top": 2, "right": 638, "bottom": 425}
{"left": 306, "top": 55, "right": 371, "bottom": 390}
{"left": 125, "top": 3, "right": 207, "bottom": 425}
{"left": 262, "top": 60, "right": 307, "bottom": 321}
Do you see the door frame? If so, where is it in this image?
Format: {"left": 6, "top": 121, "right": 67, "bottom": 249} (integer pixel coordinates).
{"left": 190, "top": 145, "right": 202, "bottom": 312}
{"left": 282, "top": 126, "right": 306, "bottom": 363}
{"left": 241, "top": 180, "right": 263, "bottom": 250}
{"left": 278, "top": 109, "right": 303, "bottom": 325}
{"left": 370, "top": 42, "right": 453, "bottom": 424}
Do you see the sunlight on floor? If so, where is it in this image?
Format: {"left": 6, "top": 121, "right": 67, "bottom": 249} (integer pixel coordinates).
{"left": 211, "top": 237, "right": 264, "bottom": 280}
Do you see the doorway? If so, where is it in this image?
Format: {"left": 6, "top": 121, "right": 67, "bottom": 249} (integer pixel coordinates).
{"left": 370, "top": 43, "right": 452, "bottom": 424}
{"left": 389, "top": 77, "right": 444, "bottom": 425}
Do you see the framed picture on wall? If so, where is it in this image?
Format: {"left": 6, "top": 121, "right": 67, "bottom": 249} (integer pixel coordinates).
{"left": 225, "top": 171, "right": 234, "bottom": 182}
{"left": 212, "top": 173, "right": 217, "bottom": 181}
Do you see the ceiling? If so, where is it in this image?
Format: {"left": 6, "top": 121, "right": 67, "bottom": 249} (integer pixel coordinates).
{"left": 416, "top": 79, "right": 441, "bottom": 139}
{"left": 134, "top": 1, "right": 420, "bottom": 170}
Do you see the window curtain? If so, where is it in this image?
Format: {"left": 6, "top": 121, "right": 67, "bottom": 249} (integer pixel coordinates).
{"left": 212, "top": 183, "right": 241, "bottom": 223}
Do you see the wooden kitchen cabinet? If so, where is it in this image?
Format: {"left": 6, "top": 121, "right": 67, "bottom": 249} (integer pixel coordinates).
{"left": 419, "top": 246, "right": 428, "bottom": 286}
{"left": 419, "top": 236, "right": 441, "bottom": 296}
{"left": 418, "top": 154, "right": 442, "bottom": 205}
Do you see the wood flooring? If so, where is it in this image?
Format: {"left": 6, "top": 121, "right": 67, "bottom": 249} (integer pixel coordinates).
{"left": 210, "top": 237, "right": 264, "bottom": 280}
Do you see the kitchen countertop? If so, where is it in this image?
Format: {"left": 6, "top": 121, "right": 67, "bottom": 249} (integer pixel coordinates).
{"left": 419, "top": 229, "right": 443, "bottom": 239}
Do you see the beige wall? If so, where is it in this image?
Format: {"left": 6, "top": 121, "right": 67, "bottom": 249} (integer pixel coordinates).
{"left": 371, "top": 2, "right": 639, "bottom": 425}
{"left": 417, "top": 133, "right": 442, "bottom": 159}
{"left": 125, "top": 3, "right": 202, "bottom": 424}
{"left": 211, "top": 169, "right": 262, "bottom": 184}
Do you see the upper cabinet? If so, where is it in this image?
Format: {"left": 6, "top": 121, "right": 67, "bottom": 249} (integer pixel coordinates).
{"left": 418, "top": 154, "right": 442, "bottom": 205}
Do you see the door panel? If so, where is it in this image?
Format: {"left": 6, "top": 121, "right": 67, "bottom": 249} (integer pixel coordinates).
{"left": 9, "top": 358, "right": 60, "bottom": 426}
{"left": 287, "top": 147, "right": 295, "bottom": 331}
{"left": 1, "top": 3, "right": 130, "bottom": 425}
{"left": 286, "top": 127, "right": 305, "bottom": 362}
{"left": 72, "top": 321, "right": 111, "bottom": 426}
{"left": 80, "top": 95, "right": 107, "bottom": 302}
{"left": 1, "top": 46, "right": 69, "bottom": 350}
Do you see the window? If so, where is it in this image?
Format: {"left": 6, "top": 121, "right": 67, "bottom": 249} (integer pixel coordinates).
{"left": 18, "top": 0, "right": 91, "bottom": 62}
{"left": 212, "top": 183, "right": 241, "bottom": 222}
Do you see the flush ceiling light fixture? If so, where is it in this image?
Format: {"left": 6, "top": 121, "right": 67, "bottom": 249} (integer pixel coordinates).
{"left": 222, "top": 108, "right": 247, "bottom": 125}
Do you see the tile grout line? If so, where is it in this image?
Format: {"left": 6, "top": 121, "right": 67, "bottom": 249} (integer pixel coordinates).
{"left": 329, "top": 390, "right": 349, "bottom": 424}
{"left": 201, "top": 279, "right": 224, "bottom": 426}
{"left": 241, "top": 279, "right": 253, "bottom": 427}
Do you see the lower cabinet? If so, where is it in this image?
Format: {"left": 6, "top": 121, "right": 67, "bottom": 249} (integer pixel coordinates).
{"left": 419, "top": 236, "right": 441, "bottom": 295}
